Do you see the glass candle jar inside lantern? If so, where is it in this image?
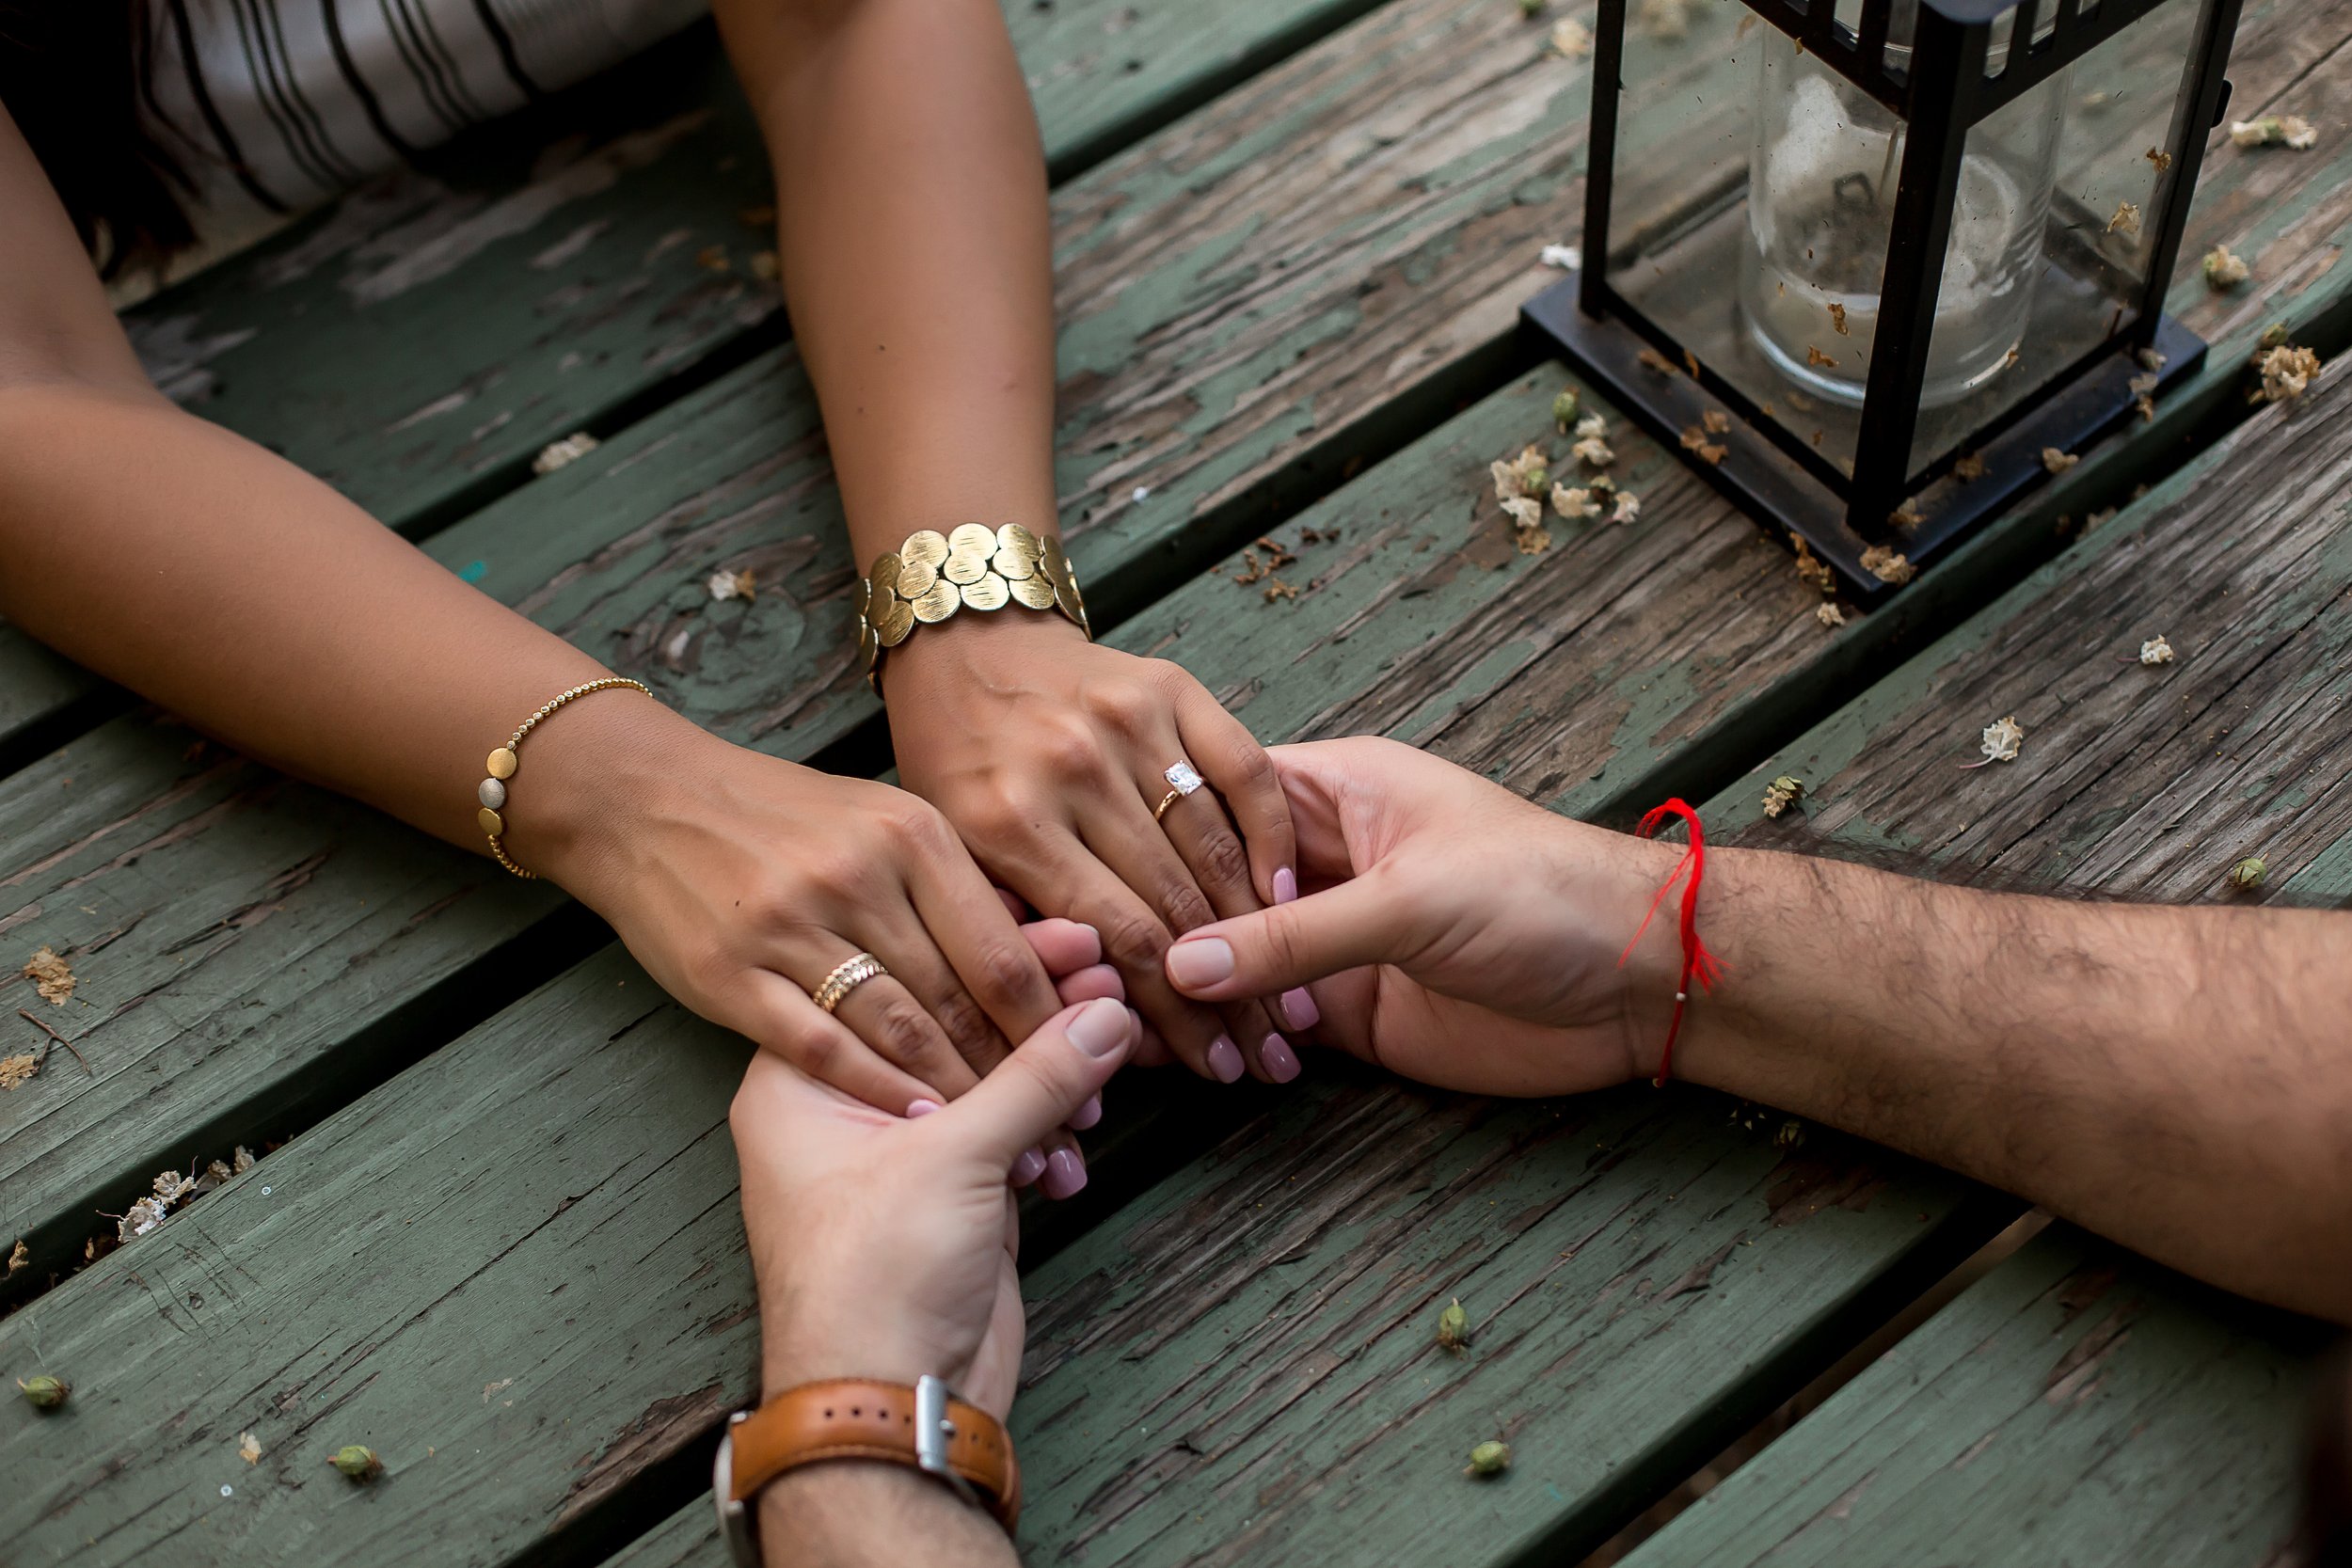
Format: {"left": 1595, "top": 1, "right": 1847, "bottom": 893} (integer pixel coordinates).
{"left": 1522, "top": 0, "right": 2242, "bottom": 601}
{"left": 1740, "top": 30, "right": 2068, "bottom": 406}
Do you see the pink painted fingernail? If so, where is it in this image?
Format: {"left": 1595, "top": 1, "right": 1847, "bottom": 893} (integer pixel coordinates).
{"left": 1274, "top": 866, "right": 1298, "bottom": 904}
{"left": 1206, "top": 1035, "right": 1245, "bottom": 1083}
{"left": 1010, "top": 1148, "right": 1048, "bottom": 1187}
{"left": 1069, "top": 1092, "right": 1103, "bottom": 1131}
{"left": 1067, "top": 996, "right": 1131, "bottom": 1058}
{"left": 1042, "top": 1147, "right": 1088, "bottom": 1199}
{"left": 906, "top": 1098, "right": 944, "bottom": 1118}
{"left": 1168, "top": 936, "right": 1235, "bottom": 990}
{"left": 1262, "top": 1036, "right": 1301, "bottom": 1083}
{"left": 1281, "top": 988, "right": 1320, "bottom": 1031}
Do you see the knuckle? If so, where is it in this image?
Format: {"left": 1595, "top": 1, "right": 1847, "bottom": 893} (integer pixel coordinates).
{"left": 880, "top": 799, "right": 953, "bottom": 858}
{"left": 1157, "top": 880, "right": 1216, "bottom": 936}
{"left": 780, "top": 1024, "right": 839, "bottom": 1081}
{"left": 1225, "top": 739, "right": 1279, "bottom": 800}
{"left": 1040, "top": 720, "right": 1106, "bottom": 780}
{"left": 1082, "top": 679, "right": 1154, "bottom": 736}
{"left": 968, "top": 940, "right": 1042, "bottom": 1010}
{"left": 1194, "top": 829, "right": 1252, "bottom": 895}
{"left": 1099, "top": 910, "right": 1169, "bottom": 973}
{"left": 933, "top": 990, "right": 997, "bottom": 1058}
{"left": 868, "top": 998, "right": 943, "bottom": 1068}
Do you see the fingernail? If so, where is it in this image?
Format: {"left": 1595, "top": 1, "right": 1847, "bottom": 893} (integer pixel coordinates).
{"left": 1274, "top": 866, "right": 1298, "bottom": 905}
{"left": 1069, "top": 1092, "right": 1103, "bottom": 1131}
{"left": 1067, "top": 996, "right": 1131, "bottom": 1058}
{"left": 905, "top": 1098, "right": 943, "bottom": 1118}
{"left": 1281, "top": 988, "right": 1320, "bottom": 1031}
{"left": 1168, "top": 936, "right": 1235, "bottom": 990}
{"left": 1042, "top": 1147, "right": 1089, "bottom": 1199}
{"left": 1262, "top": 1036, "right": 1301, "bottom": 1083}
{"left": 1010, "top": 1148, "right": 1048, "bottom": 1186}
{"left": 1206, "top": 1035, "right": 1245, "bottom": 1084}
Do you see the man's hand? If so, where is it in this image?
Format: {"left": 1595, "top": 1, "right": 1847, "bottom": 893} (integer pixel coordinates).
{"left": 1159, "top": 736, "right": 1686, "bottom": 1094}
{"left": 732, "top": 995, "right": 1137, "bottom": 1417}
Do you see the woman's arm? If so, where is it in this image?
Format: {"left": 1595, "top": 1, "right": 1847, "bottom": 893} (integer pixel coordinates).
{"left": 1163, "top": 736, "right": 2352, "bottom": 1323}
{"left": 0, "top": 102, "right": 1077, "bottom": 1148}
{"left": 711, "top": 0, "right": 1310, "bottom": 1088}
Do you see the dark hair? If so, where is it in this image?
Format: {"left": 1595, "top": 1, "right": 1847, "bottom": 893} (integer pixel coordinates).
{"left": 0, "top": 1, "right": 199, "bottom": 273}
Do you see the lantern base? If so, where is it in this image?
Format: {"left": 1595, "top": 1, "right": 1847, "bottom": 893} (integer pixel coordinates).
{"left": 1519, "top": 277, "right": 2207, "bottom": 604}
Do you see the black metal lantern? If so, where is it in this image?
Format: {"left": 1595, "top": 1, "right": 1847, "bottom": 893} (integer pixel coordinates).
{"left": 1523, "top": 0, "right": 2242, "bottom": 599}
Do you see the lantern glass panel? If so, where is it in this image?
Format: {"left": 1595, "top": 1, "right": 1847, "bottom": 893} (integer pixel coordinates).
{"left": 1603, "top": 0, "right": 2205, "bottom": 493}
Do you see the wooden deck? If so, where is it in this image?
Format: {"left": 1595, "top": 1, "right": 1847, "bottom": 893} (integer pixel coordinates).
{"left": 4, "top": 3, "right": 2346, "bottom": 1562}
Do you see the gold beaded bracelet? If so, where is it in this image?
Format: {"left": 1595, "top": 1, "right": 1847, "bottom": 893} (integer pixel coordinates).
{"left": 477, "top": 677, "right": 654, "bottom": 879}
{"left": 858, "top": 523, "right": 1089, "bottom": 691}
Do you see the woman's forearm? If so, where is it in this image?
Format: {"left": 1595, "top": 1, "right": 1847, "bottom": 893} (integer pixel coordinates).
{"left": 1663, "top": 846, "right": 2352, "bottom": 1319}
{"left": 0, "top": 375, "right": 691, "bottom": 885}
{"left": 716, "top": 0, "right": 1058, "bottom": 562}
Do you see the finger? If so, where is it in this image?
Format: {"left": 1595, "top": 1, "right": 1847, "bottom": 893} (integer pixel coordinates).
{"left": 732, "top": 969, "right": 937, "bottom": 1115}
{"left": 796, "top": 935, "right": 983, "bottom": 1101}
{"left": 1150, "top": 748, "right": 1310, "bottom": 1082}
{"left": 1085, "top": 785, "right": 1296, "bottom": 1083}
{"left": 1177, "top": 684, "right": 1295, "bottom": 905}
{"left": 1163, "top": 871, "right": 1403, "bottom": 1004}
{"left": 993, "top": 887, "right": 1029, "bottom": 922}
{"left": 936, "top": 998, "right": 1134, "bottom": 1168}
{"left": 1054, "top": 963, "right": 1123, "bottom": 1006}
{"left": 903, "top": 847, "right": 1068, "bottom": 1071}
{"left": 1132, "top": 1022, "right": 1174, "bottom": 1068}
{"left": 1022, "top": 917, "right": 1104, "bottom": 979}
{"left": 1060, "top": 846, "right": 1242, "bottom": 1084}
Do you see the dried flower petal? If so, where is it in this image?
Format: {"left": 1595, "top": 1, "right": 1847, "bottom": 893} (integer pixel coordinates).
{"left": 2146, "top": 147, "right": 2173, "bottom": 172}
{"left": 0, "top": 1052, "right": 35, "bottom": 1090}
{"left": 1569, "top": 435, "right": 1614, "bottom": 468}
{"left": 233, "top": 1146, "right": 257, "bottom": 1173}
{"left": 2231, "top": 115, "right": 2318, "bottom": 150}
{"left": 1860, "top": 545, "right": 1915, "bottom": 585}
{"left": 531, "top": 432, "right": 599, "bottom": 475}
{"left": 2137, "top": 634, "right": 2174, "bottom": 666}
{"left": 707, "top": 568, "right": 757, "bottom": 603}
{"left": 240, "top": 1433, "right": 262, "bottom": 1465}
{"left": 1816, "top": 602, "right": 1845, "bottom": 627}
{"left": 2041, "top": 447, "right": 2079, "bottom": 475}
{"left": 1550, "top": 483, "right": 1602, "bottom": 521}
{"left": 1806, "top": 345, "right": 1837, "bottom": 369}
{"left": 1827, "top": 302, "right": 1849, "bottom": 336}
{"left": 2202, "top": 245, "right": 2251, "bottom": 290}
{"left": 1790, "top": 536, "right": 1836, "bottom": 594}
{"left": 1761, "top": 775, "right": 1805, "bottom": 818}
{"left": 1953, "top": 452, "right": 1986, "bottom": 483}
{"left": 1610, "top": 489, "right": 1641, "bottom": 526}
{"left": 1538, "top": 243, "right": 1582, "bottom": 269}
{"left": 2253, "top": 343, "right": 2324, "bottom": 404}
{"left": 6, "top": 1239, "right": 25, "bottom": 1275}
{"left": 2108, "top": 200, "right": 2141, "bottom": 236}
{"left": 23, "top": 945, "right": 73, "bottom": 1006}
{"left": 1970, "top": 715, "right": 2025, "bottom": 767}
{"left": 1549, "top": 17, "right": 1593, "bottom": 55}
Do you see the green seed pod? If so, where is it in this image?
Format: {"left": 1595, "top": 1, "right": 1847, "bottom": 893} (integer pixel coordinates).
{"left": 1552, "top": 389, "right": 1580, "bottom": 431}
{"left": 1518, "top": 0, "right": 1546, "bottom": 17}
{"left": 1466, "top": 1439, "right": 1512, "bottom": 1476}
{"left": 1437, "top": 1297, "right": 1470, "bottom": 1352}
{"left": 2260, "top": 322, "right": 2291, "bottom": 350}
{"left": 18, "top": 1374, "right": 69, "bottom": 1411}
{"left": 329, "top": 1444, "right": 384, "bottom": 1481}
{"left": 1522, "top": 467, "right": 1549, "bottom": 495}
{"left": 2227, "top": 856, "right": 2266, "bottom": 890}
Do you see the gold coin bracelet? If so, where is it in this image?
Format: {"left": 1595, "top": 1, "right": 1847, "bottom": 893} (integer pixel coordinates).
{"left": 859, "top": 523, "right": 1089, "bottom": 691}
{"left": 478, "top": 677, "right": 654, "bottom": 879}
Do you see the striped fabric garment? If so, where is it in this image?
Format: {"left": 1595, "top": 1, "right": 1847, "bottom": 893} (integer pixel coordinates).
{"left": 150, "top": 0, "right": 709, "bottom": 216}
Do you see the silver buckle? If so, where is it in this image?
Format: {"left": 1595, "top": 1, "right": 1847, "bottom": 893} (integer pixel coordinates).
{"left": 713, "top": 1410, "right": 756, "bottom": 1568}
{"left": 915, "top": 1375, "right": 983, "bottom": 1511}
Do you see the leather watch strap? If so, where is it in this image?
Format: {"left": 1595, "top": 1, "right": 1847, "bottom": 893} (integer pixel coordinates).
{"left": 714, "top": 1376, "right": 1020, "bottom": 1561}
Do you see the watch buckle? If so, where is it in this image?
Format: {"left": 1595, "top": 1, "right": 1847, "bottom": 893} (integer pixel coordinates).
{"left": 915, "top": 1374, "right": 983, "bottom": 1511}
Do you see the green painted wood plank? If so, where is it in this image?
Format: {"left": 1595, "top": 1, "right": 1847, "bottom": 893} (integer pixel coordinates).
{"left": 1617, "top": 1228, "right": 2321, "bottom": 1568}
{"left": 0, "top": 0, "right": 1400, "bottom": 760}
{"left": 606, "top": 1498, "right": 724, "bottom": 1568}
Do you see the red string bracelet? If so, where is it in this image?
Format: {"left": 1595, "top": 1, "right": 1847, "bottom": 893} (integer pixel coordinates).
{"left": 1616, "top": 799, "right": 1724, "bottom": 1086}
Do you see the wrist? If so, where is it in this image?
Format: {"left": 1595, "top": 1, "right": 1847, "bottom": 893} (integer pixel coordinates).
{"left": 494, "top": 690, "right": 724, "bottom": 903}
{"left": 876, "top": 600, "right": 1090, "bottom": 703}
{"left": 761, "top": 1315, "right": 959, "bottom": 1404}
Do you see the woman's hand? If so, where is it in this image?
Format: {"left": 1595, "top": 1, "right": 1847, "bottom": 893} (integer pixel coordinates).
{"left": 881, "top": 613, "right": 1311, "bottom": 1085}
{"left": 732, "top": 997, "right": 1136, "bottom": 1414}
{"left": 1159, "top": 736, "right": 1685, "bottom": 1096}
{"left": 515, "top": 699, "right": 1115, "bottom": 1194}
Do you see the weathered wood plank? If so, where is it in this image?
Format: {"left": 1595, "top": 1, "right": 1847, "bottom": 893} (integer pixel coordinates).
{"left": 606, "top": 1499, "right": 723, "bottom": 1568}
{"left": 0, "top": 0, "right": 1402, "bottom": 759}
{"left": 1616, "top": 1228, "right": 2320, "bottom": 1568}
{"left": 1702, "top": 314, "right": 2352, "bottom": 903}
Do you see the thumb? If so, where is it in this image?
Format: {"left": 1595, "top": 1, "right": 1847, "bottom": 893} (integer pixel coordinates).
{"left": 937, "top": 998, "right": 1133, "bottom": 1168}
{"left": 1164, "top": 872, "right": 1402, "bottom": 1003}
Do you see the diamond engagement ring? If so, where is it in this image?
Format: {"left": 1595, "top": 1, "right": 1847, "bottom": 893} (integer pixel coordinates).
{"left": 1153, "top": 760, "right": 1205, "bottom": 823}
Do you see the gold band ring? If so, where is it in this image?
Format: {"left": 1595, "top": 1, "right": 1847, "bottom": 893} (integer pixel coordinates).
{"left": 1154, "top": 759, "right": 1206, "bottom": 826}
{"left": 812, "top": 953, "right": 886, "bottom": 1014}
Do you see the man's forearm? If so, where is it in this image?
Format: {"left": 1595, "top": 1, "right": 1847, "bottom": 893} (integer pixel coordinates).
{"left": 760, "top": 1463, "right": 1015, "bottom": 1568}
{"left": 1664, "top": 847, "right": 2352, "bottom": 1320}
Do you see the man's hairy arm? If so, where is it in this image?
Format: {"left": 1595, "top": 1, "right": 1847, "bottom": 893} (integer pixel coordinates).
{"left": 1670, "top": 848, "right": 2352, "bottom": 1320}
